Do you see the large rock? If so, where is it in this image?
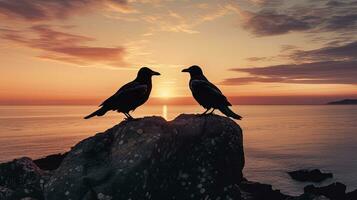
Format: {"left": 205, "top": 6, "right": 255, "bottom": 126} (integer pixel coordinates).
{"left": 288, "top": 169, "right": 333, "bottom": 183}
{"left": 0, "top": 157, "right": 47, "bottom": 200}
{"left": 239, "top": 180, "right": 289, "bottom": 200}
{"left": 304, "top": 182, "right": 346, "bottom": 200}
{"left": 346, "top": 189, "right": 357, "bottom": 200}
{"left": 238, "top": 179, "right": 329, "bottom": 200}
{"left": 44, "top": 114, "right": 245, "bottom": 200}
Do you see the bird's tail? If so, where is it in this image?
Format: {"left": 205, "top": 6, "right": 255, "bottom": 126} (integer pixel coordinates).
{"left": 84, "top": 107, "right": 107, "bottom": 119}
{"left": 219, "top": 106, "right": 242, "bottom": 120}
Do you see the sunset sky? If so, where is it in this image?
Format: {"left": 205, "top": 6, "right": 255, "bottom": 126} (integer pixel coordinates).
{"left": 0, "top": 0, "right": 356, "bottom": 105}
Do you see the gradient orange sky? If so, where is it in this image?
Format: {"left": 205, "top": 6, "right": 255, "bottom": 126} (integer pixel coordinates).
{"left": 0, "top": 0, "right": 356, "bottom": 105}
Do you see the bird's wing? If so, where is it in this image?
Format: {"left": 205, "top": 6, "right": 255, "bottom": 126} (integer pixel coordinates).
{"left": 100, "top": 81, "right": 147, "bottom": 107}
{"left": 190, "top": 79, "right": 231, "bottom": 106}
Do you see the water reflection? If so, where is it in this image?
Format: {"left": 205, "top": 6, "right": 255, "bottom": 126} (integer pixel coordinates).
{"left": 162, "top": 105, "right": 168, "bottom": 120}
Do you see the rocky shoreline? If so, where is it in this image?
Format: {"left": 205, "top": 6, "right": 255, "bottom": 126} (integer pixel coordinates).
{"left": 1, "top": 114, "right": 356, "bottom": 200}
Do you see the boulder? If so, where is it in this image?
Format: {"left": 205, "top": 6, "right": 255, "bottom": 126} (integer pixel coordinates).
{"left": 44, "top": 114, "right": 245, "bottom": 200}
{"left": 288, "top": 169, "right": 333, "bottom": 182}
{"left": 346, "top": 189, "right": 357, "bottom": 200}
{"left": 238, "top": 179, "right": 329, "bottom": 200}
{"left": 304, "top": 182, "right": 346, "bottom": 200}
{"left": 291, "top": 193, "right": 330, "bottom": 200}
{"left": 0, "top": 157, "right": 47, "bottom": 200}
{"left": 0, "top": 186, "right": 14, "bottom": 200}
{"left": 239, "top": 180, "right": 289, "bottom": 200}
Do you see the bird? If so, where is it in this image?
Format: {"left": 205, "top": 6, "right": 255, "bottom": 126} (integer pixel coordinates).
{"left": 84, "top": 67, "right": 160, "bottom": 120}
{"left": 182, "top": 65, "right": 242, "bottom": 120}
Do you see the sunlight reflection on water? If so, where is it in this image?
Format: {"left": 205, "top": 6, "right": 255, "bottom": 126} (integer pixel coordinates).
{"left": 162, "top": 105, "right": 168, "bottom": 120}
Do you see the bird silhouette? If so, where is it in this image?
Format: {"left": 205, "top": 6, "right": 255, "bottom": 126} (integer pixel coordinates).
{"left": 182, "top": 65, "right": 242, "bottom": 120}
{"left": 84, "top": 67, "right": 160, "bottom": 120}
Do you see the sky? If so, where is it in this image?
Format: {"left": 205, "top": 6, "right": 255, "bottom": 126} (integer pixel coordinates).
{"left": 0, "top": 0, "right": 356, "bottom": 105}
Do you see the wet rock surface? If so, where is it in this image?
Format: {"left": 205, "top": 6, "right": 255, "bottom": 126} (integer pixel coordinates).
{"left": 44, "top": 114, "right": 244, "bottom": 200}
{"left": 288, "top": 169, "right": 333, "bottom": 182}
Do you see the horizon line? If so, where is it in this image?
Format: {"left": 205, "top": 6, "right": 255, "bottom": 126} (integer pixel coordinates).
{"left": 0, "top": 95, "right": 356, "bottom": 106}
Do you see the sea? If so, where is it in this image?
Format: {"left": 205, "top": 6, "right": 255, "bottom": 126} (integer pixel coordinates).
{"left": 0, "top": 105, "right": 356, "bottom": 195}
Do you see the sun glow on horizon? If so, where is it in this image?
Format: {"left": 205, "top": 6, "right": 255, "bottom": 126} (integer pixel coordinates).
{"left": 155, "top": 87, "right": 174, "bottom": 99}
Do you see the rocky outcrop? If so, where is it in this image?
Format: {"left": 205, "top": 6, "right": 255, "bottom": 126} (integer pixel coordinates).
{"left": 238, "top": 179, "right": 331, "bottom": 200}
{"left": 288, "top": 169, "right": 333, "bottom": 182}
{"left": 346, "top": 189, "right": 357, "bottom": 200}
{"left": 44, "top": 114, "right": 244, "bottom": 200}
{"left": 304, "top": 182, "right": 348, "bottom": 200}
{"left": 328, "top": 99, "right": 357, "bottom": 105}
{"left": 239, "top": 179, "right": 290, "bottom": 200}
{"left": 0, "top": 157, "right": 48, "bottom": 200}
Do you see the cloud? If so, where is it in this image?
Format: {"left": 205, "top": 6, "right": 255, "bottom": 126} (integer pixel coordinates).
{"left": 144, "top": 10, "right": 200, "bottom": 34}
{"left": 290, "top": 41, "right": 357, "bottom": 61}
{"left": 248, "top": 0, "right": 284, "bottom": 6}
{"left": 0, "top": 0, "right": 131, "bottom": 21}
{"left": 242, "top": 11, "right": 311, "bottom": 36}
{"left": 135, "top": 2, "right": 242, "bottom": 35}
{"left": 324, "top": 14, "right": 357, "bottom": 30}
{"left": 222, "top": 60, "right": 357, "bottom": 85}
{"left": 222, "top": 41, "right": 357, "bottom": 85}
{"left": 246, "top": 56, "right": 272, "bottom": 62}
{"left": 241, "top": 0, "right": 357, "bottom": 36}
{"left": 0, "top": 25, "right": 125, "bottom": 66}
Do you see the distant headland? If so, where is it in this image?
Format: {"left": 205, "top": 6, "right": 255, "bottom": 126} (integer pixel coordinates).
{"left": 328, "top": 99, "right": 357, "bottom": 105}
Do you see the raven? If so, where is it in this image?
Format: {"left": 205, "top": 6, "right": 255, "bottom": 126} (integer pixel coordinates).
{"left": 84, "top": 67, "right": 160, "bottom": 120}
{"left": 182, "top": 65, "right": 242, "bottom": 120}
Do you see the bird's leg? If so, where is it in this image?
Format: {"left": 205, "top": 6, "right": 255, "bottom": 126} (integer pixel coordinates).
{"left": 200, "top": 108, "right": 211, "bottom": 115}
{"left": 126, "top": 113, "right": 136, "bottom": 120}
{"left": 208, "top": 109, "right": 216, "bottom": 114}
{"left": 123, "top": 113, "right": 131, "bottom": 120}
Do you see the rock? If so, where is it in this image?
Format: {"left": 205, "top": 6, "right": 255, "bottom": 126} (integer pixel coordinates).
{"left": 34, "top": 153, "right": 67, "bottom": 171}
{"left": 239, "top": 180, "right": 289, "bottom": 200}
{"left": 0, "top": 157, "right": 47, "bottom": 200}
{"left": 290, "top": 193, "right": 330, "bottom": 200}
{"left": 304, "top": 182, "right": 346, "bottom": 200}
{"left": 238, "top": 180, "right": 330, "bottom": 200}
{"left": 346, "top": 189, "right": 357, "bottom": 200}
{"left": 0, "top": 186, "right": 14, "bottom": 199}
{"left": 44, "top": 114, "right": 245, "bottom": 200}
{"left": 328, "top": 99, "right": 357, "bottom": 105}
{"left": 288, "top": 169, "right": 333, "bottom": 182}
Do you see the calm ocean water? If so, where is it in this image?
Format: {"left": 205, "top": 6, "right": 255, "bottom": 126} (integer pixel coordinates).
{"left": 0, "top": 105, "right": 356, "bottom": 195}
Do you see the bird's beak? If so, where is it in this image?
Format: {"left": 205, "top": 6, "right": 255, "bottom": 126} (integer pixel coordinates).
{"left": 181, "top": 68, "right": 189, "bottom": 73}
{"left": 151, "top": 71, "right": 160, "bottom": 76}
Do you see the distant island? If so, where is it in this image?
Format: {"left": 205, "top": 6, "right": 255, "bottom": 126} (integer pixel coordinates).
{"left": 328, "top": 99, "right": 357, "bottom": 105}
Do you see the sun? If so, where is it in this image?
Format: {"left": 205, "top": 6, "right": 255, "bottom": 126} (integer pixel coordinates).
{"left": 157, "top": 87, "right": 172, "bottom": 99}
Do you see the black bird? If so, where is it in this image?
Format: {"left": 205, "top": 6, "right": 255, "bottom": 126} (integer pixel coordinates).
{"left": 182, "top": 65, "right": 242, "bottom": 120}
{"left": 84, "top": 67, "right": 160, "bottom": 120}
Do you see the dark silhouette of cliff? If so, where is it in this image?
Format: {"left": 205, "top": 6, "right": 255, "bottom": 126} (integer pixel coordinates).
{"left": 328, "top": 99, "right": 357, "bottom": 105}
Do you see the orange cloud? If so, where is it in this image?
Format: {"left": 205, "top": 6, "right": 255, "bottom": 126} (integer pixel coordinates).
{"left": 0, "top": 25, "right": 125, "bottom": 66}
{"left": 0, "top": 0, "right": 131, "bottom": 21}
